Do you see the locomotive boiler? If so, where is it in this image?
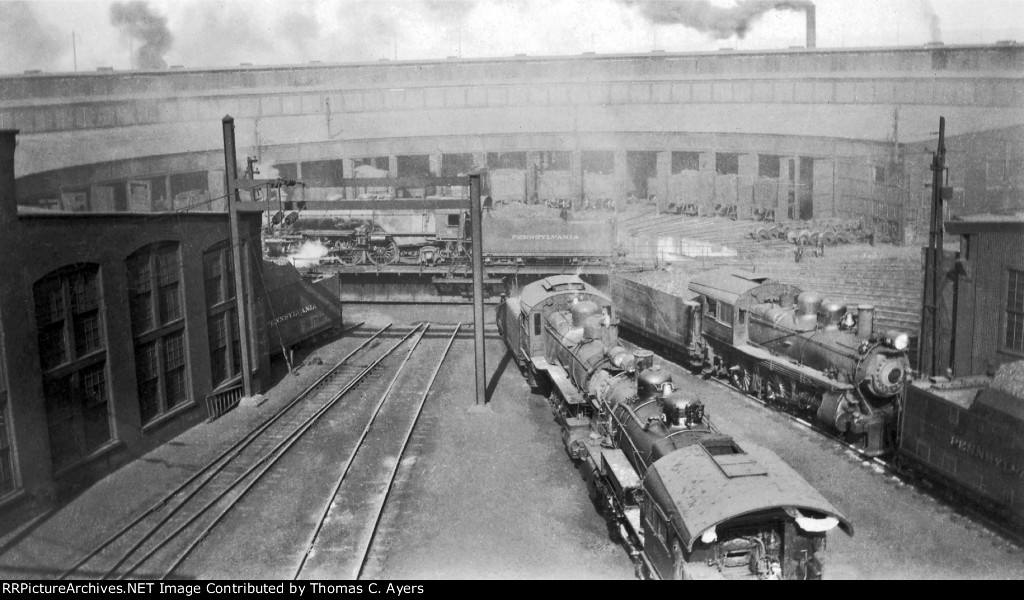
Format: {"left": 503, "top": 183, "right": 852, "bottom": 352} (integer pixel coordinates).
{"left": 686, "top": 269, "right": 911, "bottom": 456}
{"left": 497, "top": 275, "right": 853, "bottom": 580}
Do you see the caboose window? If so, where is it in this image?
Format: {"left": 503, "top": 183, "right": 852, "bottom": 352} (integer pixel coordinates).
{"left": 1005, "top": 268, "right": 1024, "bottom": 354}
{"left": 447, "top": 214, "right": 460, "bottom": 227}
{"left": 534, "top": 313, "right": 542, "bottom": 336}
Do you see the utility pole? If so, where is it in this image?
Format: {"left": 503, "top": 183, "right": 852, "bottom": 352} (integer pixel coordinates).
{"left": 222, "top": 116, "right": 255, "bottom": 399}
{"left": 72, "top": 31, "right": 77, "bottom": 72}
{"left": 469, "top": 174, "right": 487, "bottom": 408}
{"left": 921, "top": 116, "right": 949, "bottom": 377}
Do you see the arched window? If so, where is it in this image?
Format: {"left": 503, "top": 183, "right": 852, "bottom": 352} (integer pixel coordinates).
{"left": 127, "top": 242, "right": 188, "bottom": 424}
{"left": 203, "top": 241, "right": 241, "bottom": 388}
{"left": 33, "top": 264, "right": 110, "bottom": 470}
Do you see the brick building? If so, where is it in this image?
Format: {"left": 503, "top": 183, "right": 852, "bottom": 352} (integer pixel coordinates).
{"left": 0, "top": 130, "right": 270, "bottom": 515}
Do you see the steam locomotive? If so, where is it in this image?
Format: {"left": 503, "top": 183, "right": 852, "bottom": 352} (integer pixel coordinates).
{"left": 497, "top": 275, "right": 853, "bottom": 580}
{"left": 682, "top": 269, "right": 911, "bottom": 456}
{"left": 265, "top": 204, "right": 615, "bottom": 266}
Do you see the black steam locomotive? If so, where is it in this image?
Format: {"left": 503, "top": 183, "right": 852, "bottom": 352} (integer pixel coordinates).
{"left": 497, "top": 275, "right": 853, "bottom": 580}
{"left": 683, "top": 269, "right": 911, "bottom": 456}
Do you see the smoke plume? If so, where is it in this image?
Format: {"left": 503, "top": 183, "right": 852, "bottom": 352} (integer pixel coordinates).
{"left": 920, "top": 0, "right": 942, "bottom": 43}
{"left": 110, "top": 1, "right": 172, "bottom": 69}
{"left": 0, "top": 3, "right": 64, "bottom": 73}
{"left": 620, "top": 0, "right": 813, "bottom": 40}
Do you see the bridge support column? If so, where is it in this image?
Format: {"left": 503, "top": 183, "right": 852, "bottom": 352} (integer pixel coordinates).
{"left": 343, "top": 158, "right": 355, "bottom": 199}
{"left": 656, "top": 151, "right": 671, "bottom": 212}
{"left": 429, "top": 151, "right": 443, "bottom": 177}
{"left": 614, "top": 150, "right": 628, "bottom": 211}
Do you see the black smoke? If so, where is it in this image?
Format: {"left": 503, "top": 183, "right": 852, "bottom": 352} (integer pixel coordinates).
{"left": 110, "top": 1, "right": 172, "bottom": 69}
{"left": 620, "top": 0, "right": 814, "bottom": 40}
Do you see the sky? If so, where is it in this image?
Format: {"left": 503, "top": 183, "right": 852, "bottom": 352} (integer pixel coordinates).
{"left": 1, "top": 0, "right": 1023, "bottom": 75}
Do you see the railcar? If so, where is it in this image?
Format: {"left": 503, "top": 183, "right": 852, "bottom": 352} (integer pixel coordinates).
{"left": 685, "top": 269, "right": 911, "bottom": 456}
{"left": 497, "top": 275, "right": 853, "bottom": 580}
{"left": 897, "top": 371, "right": 1024, "bottom": 531}
{"left": 260, "top": 260, "right": 344, "bottom": 353}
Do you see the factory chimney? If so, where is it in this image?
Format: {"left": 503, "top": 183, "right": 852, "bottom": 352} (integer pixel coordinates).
{"left": 805, "top": 4, "right": 816, "bottom": 48}
{"left": 0, "top": 130, "right": 18, "bottom": 227}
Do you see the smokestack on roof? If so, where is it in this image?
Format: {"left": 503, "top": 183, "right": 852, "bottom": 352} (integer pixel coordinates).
{"left": 0, "top": 130, "right": 18, "bottom": 227}
{"left": 805, "top": 3, "right": 816, "bottom": 48}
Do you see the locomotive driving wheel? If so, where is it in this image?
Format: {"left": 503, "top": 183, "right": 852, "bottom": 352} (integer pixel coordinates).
{"left": 767, "top": 374, "right": 792, "bottom": 405}
{"left": 333, "top": 240, "right": 363, "bottom": 265}
{"left": 368, "top": 240, "right": 400, "bottom": 265}
{"left": 731, "top": 365, "right": 753, "bottom": 394}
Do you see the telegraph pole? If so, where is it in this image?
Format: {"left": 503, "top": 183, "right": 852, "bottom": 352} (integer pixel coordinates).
{"left": 921, "top": 116, "right": 948, "bottom": 377}
{"left": 469, "top": 174, "right": 488, "bottom": 408}
{"left": 222, "top": 116, "right": 255, "bottom": 398}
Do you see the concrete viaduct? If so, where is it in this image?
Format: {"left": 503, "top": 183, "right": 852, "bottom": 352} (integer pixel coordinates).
{"left": 2, "top": 43, "right": 1022, "bottom": 235}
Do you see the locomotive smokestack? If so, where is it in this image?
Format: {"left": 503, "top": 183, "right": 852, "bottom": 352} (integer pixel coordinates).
{"left": 805, "top": 4, "right": 816, "bottom": 48}
{"left": 0, "top": 130, "right": 18, "bottom": 227}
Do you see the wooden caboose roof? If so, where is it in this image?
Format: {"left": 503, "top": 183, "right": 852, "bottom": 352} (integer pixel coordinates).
{"left": 645, "top": 442, "right": 853, "bottom": 551}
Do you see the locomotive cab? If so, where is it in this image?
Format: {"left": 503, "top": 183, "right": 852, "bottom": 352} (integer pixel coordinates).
{"left": 639, "top": 442, "right": 853, "bottom": 580}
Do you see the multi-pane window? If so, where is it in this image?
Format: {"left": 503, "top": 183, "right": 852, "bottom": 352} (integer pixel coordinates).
{"left": 127, "top": 243, "right": 188, "bottom": 424}
{"left": 33, "top": 264, "right": 111, "bottom": 470}
{"left": 1007, "top": 269, "right": 1024, "bottom": 353}
{"left": 204, "top": 242, "right": 242, "bottom": 388}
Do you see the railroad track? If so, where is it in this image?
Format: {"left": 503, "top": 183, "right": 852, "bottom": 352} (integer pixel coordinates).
{"left": 293, "top": 323, "right": 460, "bottom": 580}
{"left": 56, "top": 323, "right": 432, "bottom": 580}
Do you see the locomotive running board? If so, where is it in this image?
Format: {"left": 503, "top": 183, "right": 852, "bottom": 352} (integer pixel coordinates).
{"left": 737, "top": 344, "right": 854, "bottom": 392}
{"left": 531, "top": 357, "right": 585, "bottom": 405}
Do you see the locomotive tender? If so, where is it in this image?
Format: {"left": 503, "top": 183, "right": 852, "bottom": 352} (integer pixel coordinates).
{"left": 898, "top": 369, "right": 1024, "bottom": 531}
{"left": 685, "top": 269, "right": 911, "bottom": 456}
{"left": 497, "top": 275, "right": 853, "bottom": 580}
{"left": 269, "top": 204, "right": 615, "bottom": 266}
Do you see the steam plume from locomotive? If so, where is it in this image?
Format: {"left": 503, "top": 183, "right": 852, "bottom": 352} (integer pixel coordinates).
{"left": 110, "top": 1, "right": 172, "bottom": 69}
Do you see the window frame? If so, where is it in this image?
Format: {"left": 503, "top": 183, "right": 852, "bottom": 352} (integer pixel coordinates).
{"left": 1003, "top": 266, "right": 1024, "bottom": 357}
{"left": 127, "top": 242, "right": 191, "bottom": 425}
{"left": 204, "top": 241, "right": 242, "bottom": 388}
{"left": 33, "top": 264, "right": 113, "bottom": 471}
